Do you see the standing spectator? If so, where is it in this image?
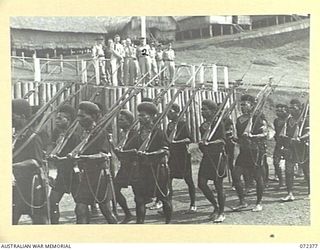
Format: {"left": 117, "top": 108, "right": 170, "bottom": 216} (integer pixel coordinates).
{"left": 114, "top": 34, "right": 125, "bottom": 86}
{"left": 163, "top": 42, "right": 175, "bottom": 83}
{"left": 103, "top": 39, "right": 114, "bottom": 84}
{"left": 92, "top": 36, "right": 107, "bottom": 83}
{"left": 149, "top": 42, "right": 159, "bottom": 83}
{"left": 156, "top": 44, "right": 165, "bottom": 85}
{"left": 136, "top": 37, "right": 152, "bottom": 84}
{"left": 123, "top": 38, "right": 139, "bottom": 85}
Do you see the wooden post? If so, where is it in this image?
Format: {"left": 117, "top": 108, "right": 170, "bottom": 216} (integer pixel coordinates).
{"left": 220, "top": 25, "right": 224, "bottom": 36}
{"left": 15, "top": 82, "right": 22, "bottom": 99}
{"left": 212, "top": 64, "right": 218, "bottom": 92}
{"left": 21, "top": 52, "right": 25, "bottom": 66}
{"left": 224, "top": 66, "right": 229, "bottom": 88}
{"left": 28, "top": 82, "right": 34, "bottom": 105}
{"left": 94, "top": 59, "right": 100, "bottom": 85}
{"left": 141, "top": 16, "right": 146, "bottom": 38}
{"left": 199, "top": 65, "right": 204, "bottom": 84}
{"left": 199, "top": 28, "right": 203, "bottom": 39}
{"left": 76, "top": 55, "right": 79, "bottom": 75}
{"left": 209, "top": 24, "right": 213, "bottom": 37}
{"left": 46, "top": 53, "right": 49, "bottom": 73}
{"left": 230, "top": 25, "right": 233, "bottom": 34}
{"left": 81, "top": 60, "right": 87, "bottom": 83}
{"left": 60, "top": 54, "right": 64, "bottom": 73}
{"left": 191, "top": 65, "right": 196, "bottom": 87}
{"left": 34, "top": 82, "right": 39, "bottom": 106}
{"left": 276, "top": 16, "right": 279, "bottom": 25}
{"left": 33, "top": 54, "right": 41, "bottom": 82}
{"left": 54, "top": 49, "right": 57, "bottom": 58}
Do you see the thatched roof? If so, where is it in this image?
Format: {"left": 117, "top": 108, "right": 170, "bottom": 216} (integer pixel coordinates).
{"left": 10, "top": 16, "right": 178, "bottom": 35}
{"left": 10, "top": 16, "right": 107, "bottom": 34}
{"left": 98, "top": 16, "right": 178, "bottom": 33}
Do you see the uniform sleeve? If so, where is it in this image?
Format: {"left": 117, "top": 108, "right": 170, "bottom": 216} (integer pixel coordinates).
{"left": 30, "top": 135, "right": 44, "bottom": 166}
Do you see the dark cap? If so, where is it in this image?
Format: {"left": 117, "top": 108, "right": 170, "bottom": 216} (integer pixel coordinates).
{"left": 119, "top": 109, "right": 134, "bottom": 124}
{"left": 58, "top": 104, "right": 76, "bottom": 121}
{"left": 114, "top": 34, "right": 120, "bottom": 38}
{"left": 78, "top": 101, "right": 100, "bottom": 115}
{"left": 202, "top": 99, "right": 217, "bottom": 110}
{"left": 12, "top": 99, "right": 31, "bottom": 119}
{"left": 137, "top": 102, "right": 158, "bottom": 116}
{"left": 240, "top": 94, "right": 256, "bottom": 104}
{"left": 275, "top": 103, "right": 288, "bottom": 109}
{"left": 290, "top": 99, "right": 302, "bottom": 107}
{"left": 171, "top": 103, "right": 180, "bottom": 113}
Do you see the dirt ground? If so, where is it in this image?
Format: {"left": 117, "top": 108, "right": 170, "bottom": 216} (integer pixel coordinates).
{"left": 19, "top": 154, "right": 310, "bottom": 225}
{"left": 17, "top": 26, "right": 310, "bottom": 225}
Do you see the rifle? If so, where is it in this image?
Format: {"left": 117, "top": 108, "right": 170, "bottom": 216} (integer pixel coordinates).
{"left": 201, "top": 86, "right": 237, "bottom": 142}
{"left": 167, "top": 87, "right": 202, "bottom": 143}
{"left": 138, "top": 63, "right": 204, "bottom": 152}
{"left": 50, "top": 72, "right": 150, "bottom": 157}
{"left": 13, "top": 82, "right": 74, "bottom": 150}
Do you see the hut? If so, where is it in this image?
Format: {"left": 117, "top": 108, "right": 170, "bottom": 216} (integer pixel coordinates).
{"left": 10, "top": 17, "right": 108, "bottom": 57}
{"left": 250, "top": 15, "right": 309, "bottom": 29}
{"left": 98, "top": 16, "right": 178, "bottom": 44}
{"left": 175, "top": 16, "right": 252, "bottom": 40}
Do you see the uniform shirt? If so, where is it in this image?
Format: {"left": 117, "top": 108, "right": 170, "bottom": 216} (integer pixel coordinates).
{"left": 285, "top": 116, "right": 309, "bottom": 139}
{"left": 163, "top": 49, "right": 175, "bottom": 61}
{"left": 114, "top": 43, "right": 124, "bottom": 58}
{"left": 149, "top": 47, "right": 157, "bottom": 59}
{"left": 200, "top": 118, "right": 225, "bottom": 142}
{"left": 124, "top": 45, "right": 137, "bottom": 59}
{"left": 236, "top": 113, "right": 267, "bottom": 150}
{"left": 92, "top": 44, "right": 105, "bottom": 58}
{"left": 156, "top": 50, "right": 163, "bottom": 61}
{"left": 124, "top": 127, "right": 169, "bottom": 153}
{"left": 13, "top": 129, "right": 44, "bottom": 165}
{"left": 166, "top": 120, "right": 191, "bottom": 152}
{"left": 77, "top": 129, "right": 111, "bottom": 172}
{"left": 13, "top": 130, "right": 45, "bottom": 206}
{"left": 137, "top": 44, "right": 151, "bottom": 57}
{"left": 273, "top": 117, "right": 287, "bottom": 143}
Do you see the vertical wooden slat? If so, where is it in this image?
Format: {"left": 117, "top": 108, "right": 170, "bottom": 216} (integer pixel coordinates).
{"left": 28, "top": 82, "right": 34, "bottom": 105}
{"left": 15, "top": 82, "right": 22, "bottom": 99}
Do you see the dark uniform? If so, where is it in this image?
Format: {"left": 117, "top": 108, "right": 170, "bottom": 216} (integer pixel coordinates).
{"left": 13, "top": 129, "right": 48, "bottom": 224}
{"left": 74, "top": 130, "right": 112, "bottom": 206}
{"left": 199, "top": 120, "right": 228, "bottom": 181}
{"left": 49, "top": 128, "right": 80, "bottom": 224}
{"left": 282, "top": 116, "right": 309, "bottom": 197}
{"left": 273, "top": 116, "right": 287, "bottom": 186}
{"left": 167, "top": 120, "right": 192, "bottom": 179}
{"left": 166, "top": 119, "right": 196, "bottom": 210}
{"left": 233, "top": 113, "right": 267, "bottom": 210}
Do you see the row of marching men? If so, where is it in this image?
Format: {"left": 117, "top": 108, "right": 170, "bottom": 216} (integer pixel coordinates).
{"left": 92, "top": 34, "right": 175, "bottom": 86}
{"left": 12, "top": 83, "right": 309, "bottom": 225}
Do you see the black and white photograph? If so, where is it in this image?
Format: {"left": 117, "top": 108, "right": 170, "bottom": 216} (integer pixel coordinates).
{"left": 10, "top": 14, "right": 310, "bottom": 228}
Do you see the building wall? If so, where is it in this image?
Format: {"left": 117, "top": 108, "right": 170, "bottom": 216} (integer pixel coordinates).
{"left": 11, "top": 29, "right": 103, "bottom": 50}
{"left": 178, "top": 16, "right": 210, "bottom": 32}
{"left": 209, "top": 15, "right": 233, "bottom": 24}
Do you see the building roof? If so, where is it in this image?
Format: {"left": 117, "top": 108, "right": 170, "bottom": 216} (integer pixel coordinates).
{"left": 10, "top": 16, "right": 108, "bottom": 34}
{"left": 10, "top": 16, "right": 178, "bottom": 34}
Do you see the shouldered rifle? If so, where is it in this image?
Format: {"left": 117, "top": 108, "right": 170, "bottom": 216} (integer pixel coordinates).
{"left": 294, "top": 99, "right": 309, "bottom": 139}
{"left": 243, "top": 83, "right": 273, "bottom": 136}
{"left": 201, "top": 86, "right": 237, "bottom": 142}
{"left": 168, "top": 86, "right": 202, "bottom": 143}
{"left": 116, "top": 73, "right": 176, "bottom": 150}
{"left": 138, "top": 63, "right": 204, "bottom": 152}
{"left": 51, "top": 73, "right": 149, "bottom": 157}
{"left": 13, "top": 82, "right": 74, "bottom": 149}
